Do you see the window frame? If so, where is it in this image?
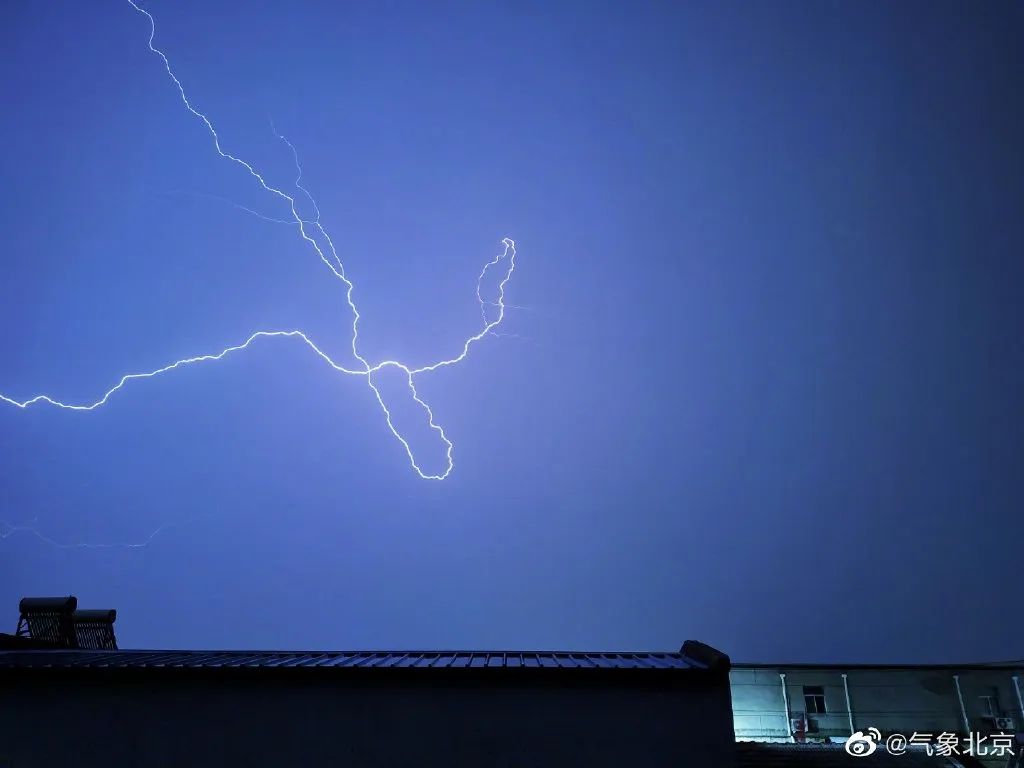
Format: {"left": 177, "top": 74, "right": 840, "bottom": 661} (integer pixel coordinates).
{"left": 803, "top": 685, "right": 827, "bottom": 715}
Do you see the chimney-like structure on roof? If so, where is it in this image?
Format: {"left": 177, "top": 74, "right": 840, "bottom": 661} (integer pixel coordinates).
{"left": 680, "top": 639, "right": 731, "bottom": 671}
{"left": 11, "top": 596, "right": 117, "bottom": 650}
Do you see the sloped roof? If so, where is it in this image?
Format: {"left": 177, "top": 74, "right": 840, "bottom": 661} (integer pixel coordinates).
{"left": 0, "top": 648, "right": 705, "bottom": 671}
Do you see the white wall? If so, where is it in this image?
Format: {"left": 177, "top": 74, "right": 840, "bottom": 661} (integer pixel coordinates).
{"left": 731, "top": 665, "right": 1024, "bottom": 743}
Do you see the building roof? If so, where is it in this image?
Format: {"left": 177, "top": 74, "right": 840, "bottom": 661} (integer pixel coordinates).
{"left": 0, "top": 648, "right": 706, "bottom": 671}
{"left": 732, "top": 661, "right": 1024, "bottom": 671}
{"left": 0, "top": 598, "right": 730, "bottom": 678}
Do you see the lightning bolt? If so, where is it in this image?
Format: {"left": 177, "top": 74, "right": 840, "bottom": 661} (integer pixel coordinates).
{"left": 0, "top": 2, "right": 519, "bottom": 544}
{"left": 0, "top": 513, "right": 206, "bottom": 550}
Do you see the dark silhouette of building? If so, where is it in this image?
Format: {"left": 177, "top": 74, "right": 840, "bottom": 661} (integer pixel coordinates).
{"left": 0, "top": 597, "right": 735, "bottom": 767}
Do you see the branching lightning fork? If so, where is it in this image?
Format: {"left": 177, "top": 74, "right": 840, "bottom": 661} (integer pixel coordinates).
{"left": 1, "top": 3, "right": 517, "bottom": 506}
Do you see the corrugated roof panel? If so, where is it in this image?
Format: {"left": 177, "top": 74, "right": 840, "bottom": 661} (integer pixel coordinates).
{"left": 307, "top": 653, "right": 340, "bottom": 667}
{"left": 201, "top": 652, "right": 245, "bottom": 668}
{"left": 648, "top": 653, "right": 686, "bottom": 670}
{"left": 127, "top": 651, "right": 183, "bottom": 667}
{"left": 238, "top": 654, "right": 273, "bottom": 667}
{"left": 67, "top": 651, "right": 106, "bottom": 667}
{"left": 178, "top": 652, "right": 226, "bottom": 668}
{"left": 260, "top": 653, "right": 300, "bottom": 668}
{"left": 312, "top": 653, "right": 349, "bottom": 668}
{"left": 0, "top": 649, "right": 702, "bottom": 671}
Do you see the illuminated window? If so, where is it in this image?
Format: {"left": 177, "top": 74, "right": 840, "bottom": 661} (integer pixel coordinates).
{"left": 804, "top": 685, "right": 826, "bottom": 714}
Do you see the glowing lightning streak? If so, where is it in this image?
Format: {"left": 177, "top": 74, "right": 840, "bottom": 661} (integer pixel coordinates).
{"left": 0, "top": 1, "right": 519, "bottom": 545}
{"left": 0, "top": 330, "right": 364, "bottom": 411}
{"left": 161, "top": 188, "right": 316, "bottom": 226}
{"left": 1, "top": 513, "right": 208, "bottom": 550}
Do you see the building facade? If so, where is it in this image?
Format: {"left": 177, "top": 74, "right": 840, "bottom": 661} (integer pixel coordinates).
{"left": 731, "top": 662, "right": 1024, "bottom": 765}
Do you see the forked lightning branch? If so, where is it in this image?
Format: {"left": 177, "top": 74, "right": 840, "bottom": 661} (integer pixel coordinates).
{"left": 0, "top": 2, "right": 517, "bottom": 482}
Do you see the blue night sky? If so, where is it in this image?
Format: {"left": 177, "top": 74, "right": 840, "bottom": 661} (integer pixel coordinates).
{"left": 1, "top": 1, "right": 1021, "bottom": 662}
